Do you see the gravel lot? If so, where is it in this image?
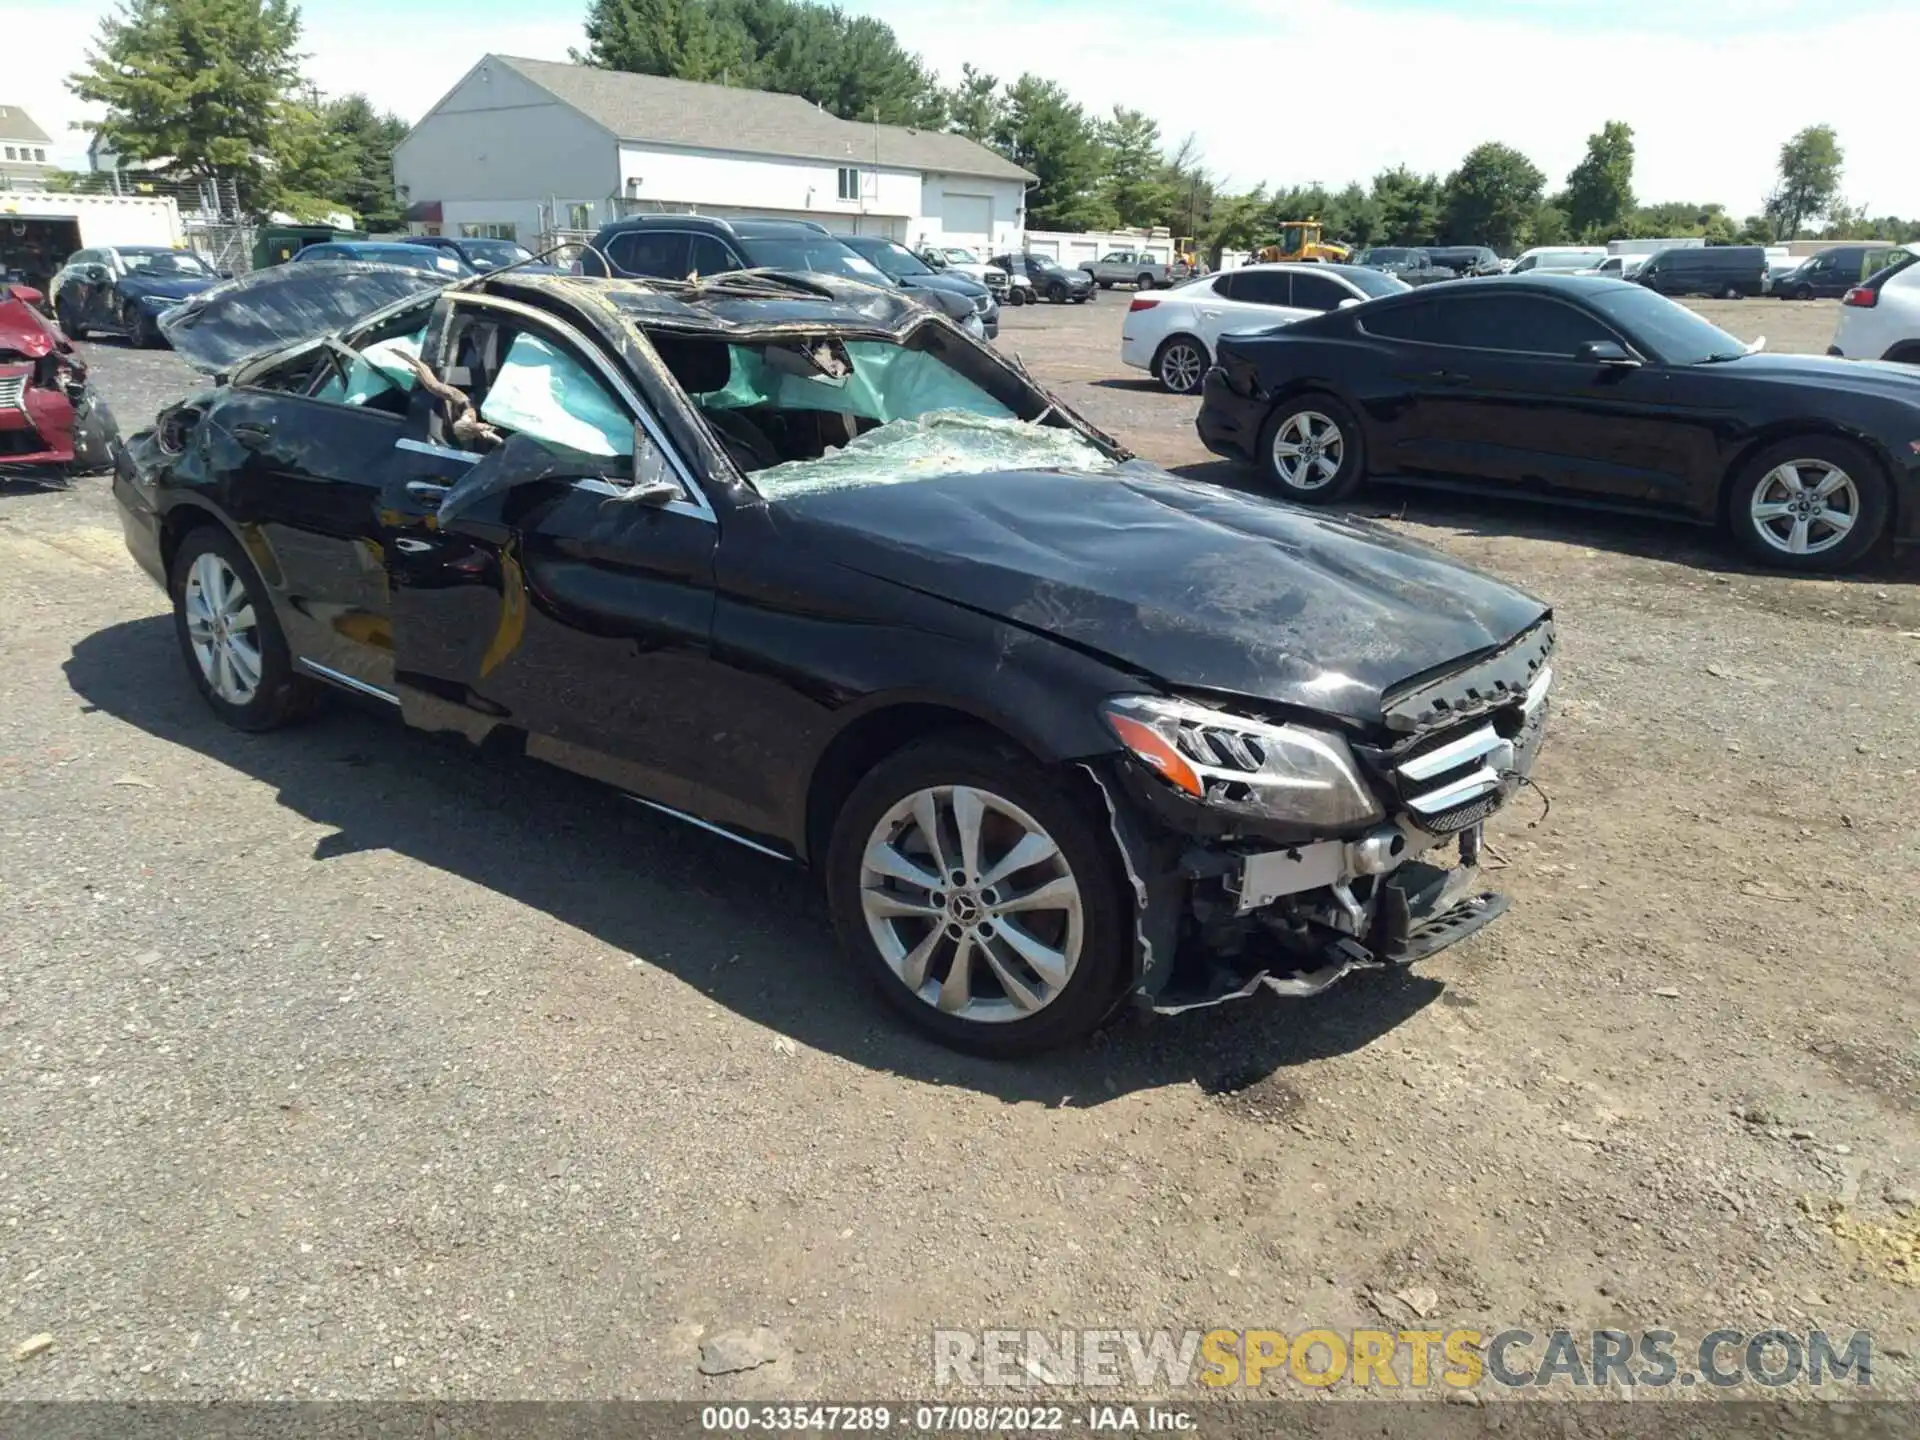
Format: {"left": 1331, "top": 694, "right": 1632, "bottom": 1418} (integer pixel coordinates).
{"left": 2, "top": 292, "right": 1916, "bottom": 1402}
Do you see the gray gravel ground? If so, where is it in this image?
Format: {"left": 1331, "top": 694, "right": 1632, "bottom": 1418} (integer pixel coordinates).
{"left": 2, "top": 302, "right": 1917, "bottom": 1403}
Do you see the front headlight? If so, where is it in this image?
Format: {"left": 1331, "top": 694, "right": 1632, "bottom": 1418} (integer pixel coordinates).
{"left": 1103, "top": 695, "right": 1383, "bottom": 829}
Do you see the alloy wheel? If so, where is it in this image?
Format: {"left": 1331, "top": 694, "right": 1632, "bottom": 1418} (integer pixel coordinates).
{"left": 1271, "top": 410, "right": 1345, "bottom": 490}
{"left": 1749, "top": 460, "right": 1860, "bottom": 557}
{"left": 858, "top": 784, "right": 1084, "bottom": 1023}
{"left": 183, "top": 551, "right": 263, "bottom": 704}
{"left": 1159, "top": 342, "right": 1205, "bottom": 393}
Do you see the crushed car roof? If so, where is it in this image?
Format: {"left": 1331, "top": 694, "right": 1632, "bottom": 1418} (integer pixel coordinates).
{"left": 159, "top": 262, "right": 937, "bottom": 372}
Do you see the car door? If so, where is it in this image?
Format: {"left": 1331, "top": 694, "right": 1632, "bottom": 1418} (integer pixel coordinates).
{"left": 378, "top": 290, "right": 730, "bottom": 820}
{"left": 78, "top": 252, "right": 123, "bottom": 332}
{"left": 1195, "top": 270, "right": 1310, "bottom": 350}
{"left": 201, "top": 295, "right": 442, "bottom": 692}
{"left": 1411, "top": 291, "right": 1696, "bottom": 505}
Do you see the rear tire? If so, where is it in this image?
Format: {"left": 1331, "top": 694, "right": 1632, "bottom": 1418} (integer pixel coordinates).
{"left": 1720, "top": 284, "right": 1741, "bottom": 300}
{"left": 1136, "top": 274, "right": 1155, "bottom": 291}
{"left": 169, "top": 525, "right": 321, "bottom": 731}
{"left": 1152, "top": 335, "right": 1209, "bottom": 394}
{"left": 1728, "top": 436, "right": 1888, "bottom": 573}
{"left": 826, "top": 736, "right": 1133, "bottom": 1058}
{"left": 1257, "top": 393, "right": 1366, "bottom": 503}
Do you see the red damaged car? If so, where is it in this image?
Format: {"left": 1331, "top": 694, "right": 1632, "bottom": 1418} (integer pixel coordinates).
{"left": 0, "top": 283, "right": 117, "bottom": 481}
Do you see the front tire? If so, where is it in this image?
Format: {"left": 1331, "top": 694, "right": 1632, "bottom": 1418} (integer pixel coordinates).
{"left": 1048, "top": 281, "right": 1068, "bottom": 304}
{"left": 1258, "top": 393, "right": 1366, "bottom": 503}
{"left": 1729, "top": 436, "right": 1888, "bottom": 572}
{"left": 169, "top": 525, "right": 320, "bottom": 731}
{"left": 1152, "top": 335, "right": 1208, "bottom": 394}
{"left": 57, "top": 299, "right": 87, "bottom": 341}
{"left": 826, "top": 737, "right": 1133, "bottom": 1057}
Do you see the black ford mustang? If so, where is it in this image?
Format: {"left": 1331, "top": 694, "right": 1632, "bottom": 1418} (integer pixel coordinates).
{"left": 115, "top": 261, "right": 1555, "bottom": 1055}
{"left": 1196, "top": 274, "right": 1920, "bottom": 572}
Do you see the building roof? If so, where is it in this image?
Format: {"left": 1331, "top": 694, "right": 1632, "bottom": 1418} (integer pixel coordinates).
{"left": 0, "top": 106, "right": 52, "bottom": 145}
{"left": 490, "top": 56, "right": 1034, "bottom": 185}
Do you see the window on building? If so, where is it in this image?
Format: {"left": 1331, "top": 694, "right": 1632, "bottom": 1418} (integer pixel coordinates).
{"left": 567, "top": 203, "right": 593, "bottom": 232}
{"left": 459, "top": 222, "right": 518, "bottom": 241}
{"left": 33, "top": 148, "right": 45, "bottom": 162}
{"left": 3, "top": 148, "right": 15, "bottom": 160}
{"left": 838, "top": 167, "right": 860, "bottom": 202}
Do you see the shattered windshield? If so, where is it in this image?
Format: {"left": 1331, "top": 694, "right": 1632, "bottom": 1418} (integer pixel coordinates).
{"left": 751, "top": 412, "right": 1117, "bottom": 497}
{"left": 652, "top": 326, "right": 1117, "bottom": 495}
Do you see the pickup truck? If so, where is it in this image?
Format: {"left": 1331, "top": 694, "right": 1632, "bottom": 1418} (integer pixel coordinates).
{"left": 1079, "top": 250, "right": 1185, "bottom": 290}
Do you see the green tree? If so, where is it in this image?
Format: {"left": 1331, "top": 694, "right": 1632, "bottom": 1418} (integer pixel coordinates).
{"left": 1530, "top": 200, "right": 1572, "bottom": 246}
{"left": 1199, "top": 186, "right": 1268, "bottom": 254}
{"left": 1562, "top": 120, "right": 1635, "bottom": 240}
{"left": 993, "top": 75, "right": 1110, "bottom": 231}
{"left": 577, "top": 0, "right": 945, "bottom": 126}
{"left": 576, "top": 0, "right": 745, "bottom": 82}
{"left": 68, "top": 0, "right": 306, "bottom": 215}
{"left": 1440, "top": 142, "right": 1546, "bottom": 251}
{"left": 945, "top": 63, "right": 1001, "bottom": 143}
{"left": 1370, "top": 166, "right": 1443, "bottom": 245}
{"left": 1099, "top": 107, "right": 1173, "bottom": 228}
{"left": 1764, "top": 124, "right": 1843, "bottom": 239}
{"left": 321, "top": 93, "right": 408, "bottom": 230}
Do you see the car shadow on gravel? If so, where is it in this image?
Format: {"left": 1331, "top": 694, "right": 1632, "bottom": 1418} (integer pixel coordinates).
{"left": 1170, "top": 460, "right": 1920, "bottom": 584}
{"left": 67, "top": 615, "right": 1437, "bottom": 1106}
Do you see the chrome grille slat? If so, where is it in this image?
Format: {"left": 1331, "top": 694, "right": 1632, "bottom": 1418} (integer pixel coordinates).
{"left": 0, "top": 374, "right": 27, "bottom": 411}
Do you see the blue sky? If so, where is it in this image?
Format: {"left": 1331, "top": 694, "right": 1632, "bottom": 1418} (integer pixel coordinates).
{"left": 7, "top": 0, "right": 1917, "bottom": 217}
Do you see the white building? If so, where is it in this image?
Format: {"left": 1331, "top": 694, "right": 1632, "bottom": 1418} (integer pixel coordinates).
{"left": 0, "top": 105, "right": 55, "bottom": 191}
{"left": 392, "top": 56, "right": 1035, "bottom": 255}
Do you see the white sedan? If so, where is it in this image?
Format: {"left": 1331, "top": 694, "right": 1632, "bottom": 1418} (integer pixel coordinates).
{"left": 1120, "top": 263, "right": 1409, "bottom": 393}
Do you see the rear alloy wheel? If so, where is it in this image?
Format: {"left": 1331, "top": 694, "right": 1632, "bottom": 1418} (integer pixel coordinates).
{"left": 828, "top": 739, "right": 1131, "bottom": 1056}
{"left": 1731, "top": 438, "right": 1887, "bottom": 572}
{"left": 169, "top": 526, "right": 319, "bottom": 731}
{"left": 1153, "top": 336, "right": 1208, "bottom": 394}
{"left": 1721, "top": 284, "right": 1741, "bottom": 300}
{"left": 1258, "top": 394, "right": 1366, "bottom": 503}
{"left": 123, "top": 300, "right": 156, "bottom": 348}
{"left": 1137, "top": 274, "right": 1156, "bottom": 291}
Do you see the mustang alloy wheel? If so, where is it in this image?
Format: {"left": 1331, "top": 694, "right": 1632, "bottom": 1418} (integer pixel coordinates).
{"left": 828, "top": 737, "right": 1130, "bottom": 1056}
{"left": 1731, "top": 437, "right": 1888, "bottom": 572}
{"left": 1271, "top": 410, "right": 1344, "bottom": 491}
{"left": 1258, "top": 394, "right": 1366, "bottom": 503}
{"left": 169, "top": 526, "right": 318, "bottom": 731}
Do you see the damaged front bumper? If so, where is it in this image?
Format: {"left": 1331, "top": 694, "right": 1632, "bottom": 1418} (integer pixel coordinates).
{"left": 1085, "top": 654, "right": 1551, "bottom": 1016}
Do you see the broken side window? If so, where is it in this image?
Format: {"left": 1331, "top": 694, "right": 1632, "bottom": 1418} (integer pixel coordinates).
{"left": 477, "top": 331, "right": 633, "bottom": 458}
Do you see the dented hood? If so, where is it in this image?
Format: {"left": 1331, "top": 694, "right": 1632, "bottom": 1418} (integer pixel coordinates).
{"left": 772, "top": 465, "right": 1549, "bottom": 725}
{"left": 158, "top": 261, "right": 453, "bottom": 372}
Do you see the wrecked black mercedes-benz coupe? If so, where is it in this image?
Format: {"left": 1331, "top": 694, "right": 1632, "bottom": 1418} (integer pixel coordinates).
{"left": 113, "top": 259, "right": 1554, "bottom": 1056}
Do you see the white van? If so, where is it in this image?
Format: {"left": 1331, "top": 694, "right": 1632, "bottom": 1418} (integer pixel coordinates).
{"left": 1512, "top": 246, "right": 1607, "bottom": 273}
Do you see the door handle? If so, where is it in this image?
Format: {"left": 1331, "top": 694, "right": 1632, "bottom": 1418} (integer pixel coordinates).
{"left": 229, "top": 422, "right": 271, "bottom": 449}
{"left": 393, "top": 537, "right": 434, "bottom": 554}
{"left": 405, "top": 480, "right": 451, "bottom": 502}
{"left": 1425, "top": 370, "right": 1471, "bottom": 386}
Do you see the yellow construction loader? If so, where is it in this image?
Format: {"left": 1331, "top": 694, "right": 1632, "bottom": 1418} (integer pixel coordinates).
{"left": 1257, "top": 219, "right": 1351, "bottom": 264}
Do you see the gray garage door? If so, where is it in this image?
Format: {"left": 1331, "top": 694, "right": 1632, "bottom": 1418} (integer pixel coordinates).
{"left": 940, "top": 192, "right": 993, "bottom": 246}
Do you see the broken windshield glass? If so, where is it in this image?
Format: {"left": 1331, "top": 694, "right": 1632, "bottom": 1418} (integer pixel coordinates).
{"left": 750, "top": 410, "right": 1118, "bottom": 497}
{"left": 695, "top": 339, "right": 1014, "bottom": 425}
